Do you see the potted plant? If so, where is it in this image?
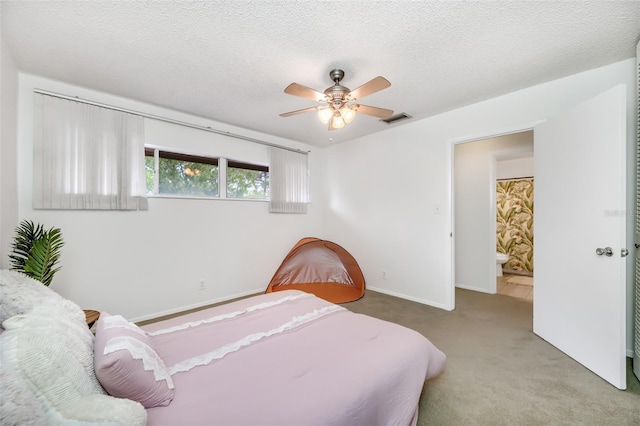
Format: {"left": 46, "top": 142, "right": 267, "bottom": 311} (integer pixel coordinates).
{"left": 9, "top": 220, "right": 64, "bottom": 286}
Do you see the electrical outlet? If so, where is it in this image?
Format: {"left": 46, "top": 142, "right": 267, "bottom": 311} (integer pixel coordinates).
{"left": 381, "top": 270, "right": 387, "bottom": 280}
{"left": 199, "top": 279, "right": 206, "bottom": 290}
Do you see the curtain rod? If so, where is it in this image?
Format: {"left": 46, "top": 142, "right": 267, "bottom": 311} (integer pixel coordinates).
{"left": 33, "top": 89, "right": 309, "bottom": 155}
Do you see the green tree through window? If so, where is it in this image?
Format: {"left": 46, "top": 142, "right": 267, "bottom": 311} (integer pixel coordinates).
{"left": 227, "top": 161, "right": 269, "bottom": 199}
{"left": 146, "top": 149, "right": 219, "bottom": 197}
{"left": 145, "top": 149, "right": 268, "bottom": 199}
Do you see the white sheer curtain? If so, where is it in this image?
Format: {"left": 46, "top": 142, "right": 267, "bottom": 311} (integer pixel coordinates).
{"left": 268, "top": 147, "right": 309, "bottom": 214}
{"left": 33, "top": 93, "right": 147, "bottom": 210}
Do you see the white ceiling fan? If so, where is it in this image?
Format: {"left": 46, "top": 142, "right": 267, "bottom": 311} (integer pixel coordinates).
{"left": 280, "top": 69, "right": 393, "bottom": 130}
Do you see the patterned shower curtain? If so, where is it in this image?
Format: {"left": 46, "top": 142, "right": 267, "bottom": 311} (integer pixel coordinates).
{"left": 496, "top": 179, "right": 534, "bottom": 274}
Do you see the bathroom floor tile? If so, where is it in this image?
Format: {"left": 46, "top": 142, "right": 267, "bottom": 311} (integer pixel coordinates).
{"left": 496, "top": 277, "right": 507, "bottom": 292}
{"left": 500, "top": 283, "right": 532, "bottom": 299}
{"left": 497, "top": 273, "right": 534, "bottom": 301}
{"left": 507, "top": 275, "right": 533, "bottom": 286}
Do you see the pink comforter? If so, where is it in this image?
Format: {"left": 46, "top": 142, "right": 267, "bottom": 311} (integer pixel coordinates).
{"left": 142, "top": 290, "right": 446, "bottom": 425}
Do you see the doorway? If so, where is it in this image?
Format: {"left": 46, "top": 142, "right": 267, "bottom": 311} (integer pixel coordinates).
{"left": 449, "top": 85, "right": 629, "bottom": 390}
{"left": 453, "top": 130, "right": 533, "bottom": 297}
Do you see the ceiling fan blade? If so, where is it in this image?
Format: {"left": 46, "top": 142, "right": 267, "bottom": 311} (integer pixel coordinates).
{"left": 279, "top": 106, "right": 319, "bottom": 117}
{"left": 284, "top": 83, "right": 326, "bottom": 102}
{"left": 355, "top": 104, "right": 394, "bottom": 119}
{"left": 348, "top": 76, "right": 391, "bottom": 101}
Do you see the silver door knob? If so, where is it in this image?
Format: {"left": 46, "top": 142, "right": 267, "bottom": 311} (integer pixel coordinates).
{"left": 596, "top": 247, "right": 613, "bottom": 257}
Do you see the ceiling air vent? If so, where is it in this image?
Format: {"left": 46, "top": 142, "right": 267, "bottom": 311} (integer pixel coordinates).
{"left": 380, "top": 112, "right": 412, "bottom": 124}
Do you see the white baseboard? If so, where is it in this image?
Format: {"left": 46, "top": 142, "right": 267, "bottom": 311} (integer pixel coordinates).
{"left": 130, "top": 287, "right": 264, "bottom": 323}
{"left": 366, "top": 286, "right": 452, "bottom": 311}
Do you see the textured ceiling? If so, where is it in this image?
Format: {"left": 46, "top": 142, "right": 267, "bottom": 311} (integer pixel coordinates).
{"left": 2, "top": 1, "right": 639, "bottom": 147}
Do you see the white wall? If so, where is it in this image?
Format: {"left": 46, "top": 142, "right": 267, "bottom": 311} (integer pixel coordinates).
{"left": 454, "top": 132, "right": 533, "bottom": 293}
{"left": 323, "top": 59, "right": 636, "bottom": 353}
{"left": 496, "top": 156, "right": 534, "bottom": 180}
{"left": 16, "top": 74, "right": 326, "bottom": 321}
{"left": 0, "top": 36, "right": 19, "bottom": 269}
{"left": 9, "top": 58, "right": 637, "bottom": 353}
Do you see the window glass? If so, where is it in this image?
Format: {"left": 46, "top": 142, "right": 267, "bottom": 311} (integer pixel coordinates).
{"left": 227, "top": 161, "right": 269, "bottom": 199}
{"left": 144, "top": 152, "right": 155, "bottom": 196}
{"left": 146, "top": 149, "right": 219, "bottom": 197}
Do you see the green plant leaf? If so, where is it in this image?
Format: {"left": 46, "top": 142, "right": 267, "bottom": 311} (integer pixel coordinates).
{"left": 9, "top": 221, "right": 45, "bottom": 271}
{"left": 10, "top": 220, "right": 63, "bottom": 286}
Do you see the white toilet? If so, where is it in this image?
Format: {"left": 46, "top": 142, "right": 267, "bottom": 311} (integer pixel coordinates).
{"left": 496, "top": 252, "right": 509, "bottom": 277}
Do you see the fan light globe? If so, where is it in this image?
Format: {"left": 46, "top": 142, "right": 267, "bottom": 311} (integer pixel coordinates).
{"left": 317, "top": 108, "right": 333, "bottom": 124}
{"left": 340, "top": 106, "right": 356, "bottom": 124}
{"left": 331, "top": 114, "right": 346, "bottom": 129}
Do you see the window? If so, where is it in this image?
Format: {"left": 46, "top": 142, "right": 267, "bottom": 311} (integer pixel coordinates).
{"left": 145, "top": 148, "right": 269, "bottom": 200}
{"left": 227, "top": 160, "right": 269, "bottom": 199}
{"left": 145, "top": 148, "right": 219, "bottom": 197}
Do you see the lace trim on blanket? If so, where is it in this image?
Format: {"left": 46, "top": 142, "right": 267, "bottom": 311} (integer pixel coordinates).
{"left": 104, "top": 315, "right": 149, "bottom": 338}
{"left": 104, "top": 336, "right": 175, "bottom": 389}
{"left": 168, "top": 304, "right": 345, "bottom": 375}
{"left": 149, "top": 292, "right": 314, "bottom": 336}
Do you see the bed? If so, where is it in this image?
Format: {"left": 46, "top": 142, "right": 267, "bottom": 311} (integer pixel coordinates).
{"left": 0, "top": 270, "right": 446, "bottom": 425}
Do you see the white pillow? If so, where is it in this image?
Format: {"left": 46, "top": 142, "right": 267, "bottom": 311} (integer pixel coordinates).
{"left": 0, "top": 305, "right": 147, "bottom": 425}
{"left": 0, "top": 269, "right": 85, "bottom": 325}
{"left": 0, "top": 363, "right": 47, "bottom": 426}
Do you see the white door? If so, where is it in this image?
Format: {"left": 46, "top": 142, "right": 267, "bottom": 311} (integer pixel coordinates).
{"left": 534, "top": 85, "right": 627, "bottom": 389}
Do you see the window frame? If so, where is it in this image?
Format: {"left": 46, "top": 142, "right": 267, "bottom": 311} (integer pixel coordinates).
{"left": 145, "top": 146, "right": 221, "bottom": 199}
{"left": 226, "top": 159, "right": 270, "bottom": 200}
{"left": 145, "top": 146, "right": 269, "bottom": 202}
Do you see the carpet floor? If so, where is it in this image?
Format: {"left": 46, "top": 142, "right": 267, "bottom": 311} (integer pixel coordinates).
{"left": 346, "top": 288, "right": 640, "bottom": 425}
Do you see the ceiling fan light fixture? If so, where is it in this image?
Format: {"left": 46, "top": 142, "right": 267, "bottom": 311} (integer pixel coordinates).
{"left": 317, "top": 108, "right": 333, "bottom": 124}
{"left": 331, "top": 114, "right": 345, "bottom": 129}
{"left": 281, "top": 68, "right": 392, "bottom": 131}
{"left": 340, "top": 106, "right": 356, "bottom": 124}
